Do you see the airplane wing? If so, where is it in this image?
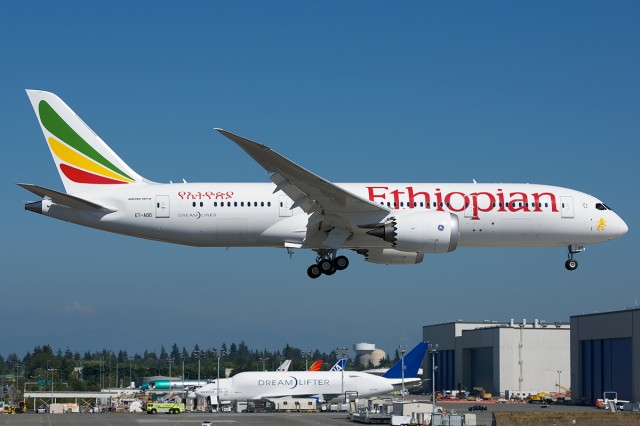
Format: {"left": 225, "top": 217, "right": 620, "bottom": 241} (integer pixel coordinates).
{"left": 18, "top": 183, "right": 115, "bottom": 212}
{"left": 215, "top": 129, "right": 391, "bottom": 249}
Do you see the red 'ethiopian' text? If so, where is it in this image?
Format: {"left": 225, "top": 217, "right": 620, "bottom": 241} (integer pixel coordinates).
{"left": 367, "top": 186, "right": 558, "bottom": 220}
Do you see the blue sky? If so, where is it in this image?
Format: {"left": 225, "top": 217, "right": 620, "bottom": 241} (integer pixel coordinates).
{"left": 1, "top": 1, "right": 637, "bottom": 361}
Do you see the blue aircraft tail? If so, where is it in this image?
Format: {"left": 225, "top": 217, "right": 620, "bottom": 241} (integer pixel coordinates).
{"left": 383, "top": 342, "right": 428, "bottom": 379}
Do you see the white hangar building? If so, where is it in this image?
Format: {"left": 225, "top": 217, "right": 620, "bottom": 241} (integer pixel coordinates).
{"left": 423, "top": 319, "right": 570, "bottom": 398}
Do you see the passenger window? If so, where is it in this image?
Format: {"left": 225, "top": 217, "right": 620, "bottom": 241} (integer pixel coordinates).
{"left": 268, "top": 202, "right": 271, "bottom": 207}
{"left": 261, "top": 202, "right": 264, "bottom": 207}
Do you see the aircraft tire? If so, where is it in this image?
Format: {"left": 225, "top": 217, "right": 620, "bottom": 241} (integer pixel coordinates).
{"left": 565, "top": 259, "right": 578, "bottom": 270}
{"left": 335, "top": 256, "right": 349, "bottom": 270}
{"left": 324, "top": 266, "right": 336, "bottom": 275}
{"left": 307, "top": 264, "right": 321, "bottom": 279}
{"left": 318, "top": 259, "right": 333, "bottom": 273}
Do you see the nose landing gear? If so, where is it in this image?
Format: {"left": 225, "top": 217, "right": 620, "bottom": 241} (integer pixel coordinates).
{"left": 307, "top": 250, "right": 349, "bottom": 279}
{"left": 565, "top": 244, "right": 585, "bottom": 271}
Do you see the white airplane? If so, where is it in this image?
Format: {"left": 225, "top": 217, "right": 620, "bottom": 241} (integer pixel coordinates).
{"left": 195, "top": 370, "right": 394, "bottom": 402}
{"left": 20, "top": 90, "right": 628, "bottom": 278}
{"left": 195, "top": 345, "right": 425, "bottom": 402}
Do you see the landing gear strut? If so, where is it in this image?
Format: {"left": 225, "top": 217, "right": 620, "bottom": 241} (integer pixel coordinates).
{"left": 307, "top": 250, "right": 349, "bottom": 279}
{"left": 565, "top": 244, "right": 585, "bottom": 271}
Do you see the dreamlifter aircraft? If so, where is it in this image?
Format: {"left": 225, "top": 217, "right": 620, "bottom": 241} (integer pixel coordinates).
{"left": 20, "top": 90, "right": 628, "bottom": 278}
{"left": 195, "top": 343, "right": 427, "bottom": 402}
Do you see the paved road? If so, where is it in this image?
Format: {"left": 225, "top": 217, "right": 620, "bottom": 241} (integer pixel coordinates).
{"left": 0, "top": 402, "right": 606, "bottom": 426}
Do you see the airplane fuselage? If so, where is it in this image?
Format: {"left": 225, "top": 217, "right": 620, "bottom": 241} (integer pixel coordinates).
{"left": 33, "top": 182, "right": 625, "bottom": 249}
{"left": 196, "top": 370, "right": 394, "bottom": 401}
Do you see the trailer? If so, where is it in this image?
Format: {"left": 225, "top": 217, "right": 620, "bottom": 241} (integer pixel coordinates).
{"left": 269, "top": 396, "right": 318, "bottom": 412}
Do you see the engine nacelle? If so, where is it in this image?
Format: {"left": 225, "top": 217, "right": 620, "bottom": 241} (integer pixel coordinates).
{"left": 367, "top": 211, "right": 460, "bottom": 253}
{"left": 361, "top": 248, "right": 425, "bottom": 265}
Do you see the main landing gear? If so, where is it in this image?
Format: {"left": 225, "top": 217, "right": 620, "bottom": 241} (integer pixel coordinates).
{"left": 307, "top": 250, "right": 349, "bottom": 279}
{"left": 565, "top": 244, "right": 585, "bottom": 271}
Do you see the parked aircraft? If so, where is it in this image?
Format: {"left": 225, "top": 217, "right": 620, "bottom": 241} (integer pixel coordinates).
{"left": 275, "top": 359, "right": 291, "bottom": 372}
{"left": 330, "top": 359, "right": 347, "bottom": 371}
{"left": 21, "top": 91, "right": 628, "bottom": 278}
{"left": 140, "top": 379, "right": 208, "bottom": 390}
{"left": 195, "top": 343, "right": 426, "bottom": 402}
{"left": 308, "top": 360, "right": 323, "bottom": 371}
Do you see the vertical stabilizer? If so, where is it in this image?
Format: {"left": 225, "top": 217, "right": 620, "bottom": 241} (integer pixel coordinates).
{"left": 329, "top": 358, "right": 346, "bottom": 371}
{"left": 383, "top": 342, "right": 428, "bottom": 379}
{"left": 26, "top": 90, "right": 147, "bottom": 194}
{"left": 309, "top": 360, "right": 324, "bottom": 371}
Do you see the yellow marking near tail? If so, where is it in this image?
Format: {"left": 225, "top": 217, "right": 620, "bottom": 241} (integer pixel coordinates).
{"left": 48, "top": 137, "right": 134, "bottom": 183}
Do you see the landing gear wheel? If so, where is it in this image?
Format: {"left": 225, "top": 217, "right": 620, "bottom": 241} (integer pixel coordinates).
{"left": 334, "top": 255, "right": 349, "bottom": 271}
{"left": 307, "top": 264, "right": 321, "bottom": 279}
{"left": 318, "top": 259, "right": 333, "bottom": 273}
{"left": 565, "top": 259, "right": 578, "bottom": 271}
{"left": 324, "top": 266, "right": 337, "bottom": 275}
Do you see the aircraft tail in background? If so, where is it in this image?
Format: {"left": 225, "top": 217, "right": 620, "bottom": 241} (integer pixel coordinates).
{"left": 276, "top": 359, "right": 292, "bottom": 371}
{"left": 330, "top": 358, "right": 347, "bottom": 371}
{"left": 308, "top": 360, "right": 323, "bottom": 371}
{"left": 383, "top": 342, "right": 428, "bottom": 379}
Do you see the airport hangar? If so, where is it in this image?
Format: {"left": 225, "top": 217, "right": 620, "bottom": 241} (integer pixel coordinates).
{"left": 570, "top": 307, "right": 640, "bottom": 405}
{"left": 422, "top": 319, "right": 570, "bottom": 399}
{"left": 423, "top": 308, "right": 640, "bottom": 404}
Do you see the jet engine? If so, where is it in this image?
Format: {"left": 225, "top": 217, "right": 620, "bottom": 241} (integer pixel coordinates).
{"left": 366, "top": 211, "right": 460, "bottom": 253}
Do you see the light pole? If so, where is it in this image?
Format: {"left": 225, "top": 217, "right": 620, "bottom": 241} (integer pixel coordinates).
{"left": 557, "top": 370, "right": 562, "bottom": 394}
{"left": 398, "top": 346, "right": 407, "bottom": 402}
{"left": 212, "top": 348, "right": 227, "bottom": 412}
{"left": 259, "top": 357, "right": 269, "bottom": 371}
{"left": 128, "top": 357, "right": 133, "bottom": 388}
{"left": 48, "top": 368, "right": 56, "bottom": 406}
{"left": 194, "top": 350, "right": 205, "bottom": 383}
{"left": 429, "top": 343, "right": 438, "bottom": 417}
{"left": 303, "top": 351, "right": 312, "bottom": 371}
{"left": 336, "top": 348, "right": 348, "bottom": 403}
{"left": 167, "top": 357, "right": 174, "bottom": 379}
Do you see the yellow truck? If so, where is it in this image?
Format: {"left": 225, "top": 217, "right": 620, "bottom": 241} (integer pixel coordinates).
{"left": 145, "top": 399, "right": 185, "bottom": 414}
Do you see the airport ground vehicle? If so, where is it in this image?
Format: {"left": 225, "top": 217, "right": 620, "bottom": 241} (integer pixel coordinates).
{"left": 596, "top": 391, "right": 629, "bottom": 409}
{"left": 468, "top": 404, "right": 487, "bottom": 411}
{"left": 145, "top": 400, "right": 185, "bottom": 414}
{"left": 528, "top": 392, "right": 553, "bottom": 404}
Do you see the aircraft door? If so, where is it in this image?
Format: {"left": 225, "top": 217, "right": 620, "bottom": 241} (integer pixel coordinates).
{"left": 156, "top": 195, "right": 170, "bottom": 218}
{"left": 560, "top": 196, "right": 574, "bottom": 218}
{"left": 278, "top": 195, "right": 293, "bottom": 217}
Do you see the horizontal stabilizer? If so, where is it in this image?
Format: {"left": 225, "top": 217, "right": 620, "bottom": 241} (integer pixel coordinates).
{"left": 17, "top": 183, "right": 115, "bottom": 212}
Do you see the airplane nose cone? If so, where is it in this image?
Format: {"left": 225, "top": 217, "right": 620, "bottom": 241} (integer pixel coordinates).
{"left": 619, "top": 217, "right": 629, "bottom": 236}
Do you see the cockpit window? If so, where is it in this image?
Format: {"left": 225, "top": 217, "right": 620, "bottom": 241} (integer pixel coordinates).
{"left": 595, "top": 203, "right": 613, "bottom": 211}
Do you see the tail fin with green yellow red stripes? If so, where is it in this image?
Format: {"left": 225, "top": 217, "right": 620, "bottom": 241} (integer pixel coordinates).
{"left": 26, "top": 90, "right": 148, "bottom": 194}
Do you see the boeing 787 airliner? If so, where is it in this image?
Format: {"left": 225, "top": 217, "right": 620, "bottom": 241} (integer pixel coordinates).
{"left": 20, "top": 90, "right": 628, "bottom": 278}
